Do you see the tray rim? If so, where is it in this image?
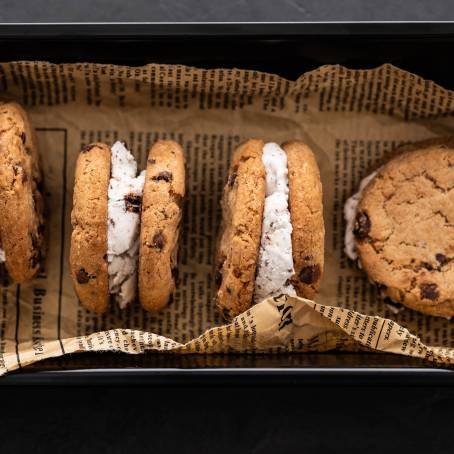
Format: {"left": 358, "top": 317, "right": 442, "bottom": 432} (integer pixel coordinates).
{"left": 0, "top": 21, "right": 454, "bottom": 37}
{"left": 0, "top": 20, "right": 453, "bottom": 384}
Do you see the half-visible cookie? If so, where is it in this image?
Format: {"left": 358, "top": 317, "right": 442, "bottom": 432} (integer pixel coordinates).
{"left": 215, "top": 139, "right": 325, "bottom": 320}
{"left": 139, "top": 140, "right": 185, "bottom": 312}
{"left": 70, "top": 141, "right": 145, "bottom": 313}
{"left": 0, "top": 102, "right": 44, "bottom": 282}
{"left": 344, "top": 139, "right": 454, "bottom": 318}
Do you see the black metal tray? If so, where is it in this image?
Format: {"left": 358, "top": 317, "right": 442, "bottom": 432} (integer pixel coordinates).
{"left": 1, "top": 22, "right": 454, "bottom": 384}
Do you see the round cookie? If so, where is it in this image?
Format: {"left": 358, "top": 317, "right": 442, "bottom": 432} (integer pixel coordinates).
{"left": 70, "top": 143, "right": 110, "bottom": 314}
{"left": 0, "top": 101, "right": 44, "bottom": 282}
{"left": 353, "top": 141, "right": 454, "bottom": 317}
{"left": 139, "top": 140, "right": 185, "bottom": 312}
{"left": 215, "top": 139, "right": 266, "bottom": 319}
{"left": 284, "top": 141, "right": 325, "bottom": 299}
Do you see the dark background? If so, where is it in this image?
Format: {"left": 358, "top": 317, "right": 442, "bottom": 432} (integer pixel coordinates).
{"left": 0, "top": 0, "right": 454, "bottom": 22}
{"left": 2, "top": 2, "right": 454, "bottom": 453}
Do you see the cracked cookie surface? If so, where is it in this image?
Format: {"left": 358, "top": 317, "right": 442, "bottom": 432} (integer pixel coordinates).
{"left": 354, "top": 141, "right": 454, "bottom": 317}
{"left": 0, "top": 102, "right": 44, "bottom": 282}
{"left": 139, "top": 140, "right": 185, "bottom": 312}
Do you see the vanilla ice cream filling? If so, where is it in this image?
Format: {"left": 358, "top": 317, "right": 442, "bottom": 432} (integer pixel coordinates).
{"left": 107, "top": 141, "right": 145, "bottom": 308}
{"left": 254, "top": 143, "right": 296, "bottom": 303}
{"left": 344, "top": 169, "right": 379, "bottom": 261}
{"left": 0, "top": 248, "right": 5, "bottom": 263}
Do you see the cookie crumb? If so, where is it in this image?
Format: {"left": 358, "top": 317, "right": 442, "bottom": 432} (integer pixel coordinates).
{"left": 420, "top": 283, "right": 439, "bottom": 301}
{"left": 148, "top": 158, "right": 156, "bottom": 165}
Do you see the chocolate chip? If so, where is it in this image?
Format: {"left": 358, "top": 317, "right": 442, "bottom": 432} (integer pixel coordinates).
{"left": 228, "top": 171, "right": 237, "bottom": 187}
{"left": 421, "top": 262, "right": 433, "bottom": 271}
{"left": 76, "top": 268, "right": 90, "bottom": 284}
{"left": 420, "top": 283, "right": 439, "bottom": 301}
{"left": 299, "top": 264, "right": 321, "bottom": 285}
{"left": 148, "top": 158, "right": 156, "bottom": 165}
{"left": 152, "top": 171, "right": 172, "bottom": 182}
{"left": 124, "top": 194, "right": 142, "bottom": 213}
{"left": 109, "top": 219, "right": 115, "bottom": 227}
{"left": 303, "top": 255, "right": 313, "bottom": 261}
{"left": 353, "top": 211, "right": 371, "bottom": 240}
{"left": 20, "top": 132, "right": 26, "bottom": 144}
{"left": 215, "top": 270, "right": 222, "bottom": 286}
{"left": 103, "top": 254, "right": 108, "bottom": 261}
{"left": 233, "top": 268, "right": 241, "bottom": 278}
{"left": 152, "top": 232, "right": 165, "bottom": 250}
{"left": 226, "top": 287, "right": 232, "bottom": 294}
{"left": 436, "top": 253, "right": 448, "bottom": 265}
{"left": 81, "top": 144, "right": 96, "bottom": 153}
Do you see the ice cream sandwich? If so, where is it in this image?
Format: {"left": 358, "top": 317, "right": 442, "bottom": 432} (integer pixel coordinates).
{"left": 70, "top": 141, "right": 145, "bottom": 313}
{"left": 70, "top": 140, "right": 185, "bottom": 314}
{"left": 215, "top": 139, "right": 325, "bottom": 319}
{"left": 344, "top": 139, "right": 454, "bottom": 318}
{"left": 0, "top": 102, "right": 45, "bottom": 282}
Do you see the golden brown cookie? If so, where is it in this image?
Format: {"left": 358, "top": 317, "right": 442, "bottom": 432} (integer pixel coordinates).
{"left": 0, "top": 102, "right": 44, "bottom": 282}
{"left": 353, "top": 141, "right": 454, "bottom": 317}
{"left": 215, "top": 139, "right": 266, "bottom": 319}
{"left": 139, "top": 140, "right": 185, "bottom": 312}
{"left": 70, "top": 143, "right": 110, "bottom": 314}
{"left": 284, "top": 141, "right": 325, "bottom": 299}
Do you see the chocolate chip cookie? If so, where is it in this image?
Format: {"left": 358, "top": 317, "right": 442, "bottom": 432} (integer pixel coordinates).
{"left": 351, "top": 140, "right": 454, "bottom": 318}
{"left": 139, "top": 140, "right": 185, "bottom": 312}
{"left": 70, "top": 143, "right": 110, "bottom": 314}
{"left": 284, "top": 141, "right": 325, "bottom": 300}
{"left": 0, "top": 102, "right": 44, "bottom": 282}
{"left": 215, "top": 139, "right": 266, "bottom": 320}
